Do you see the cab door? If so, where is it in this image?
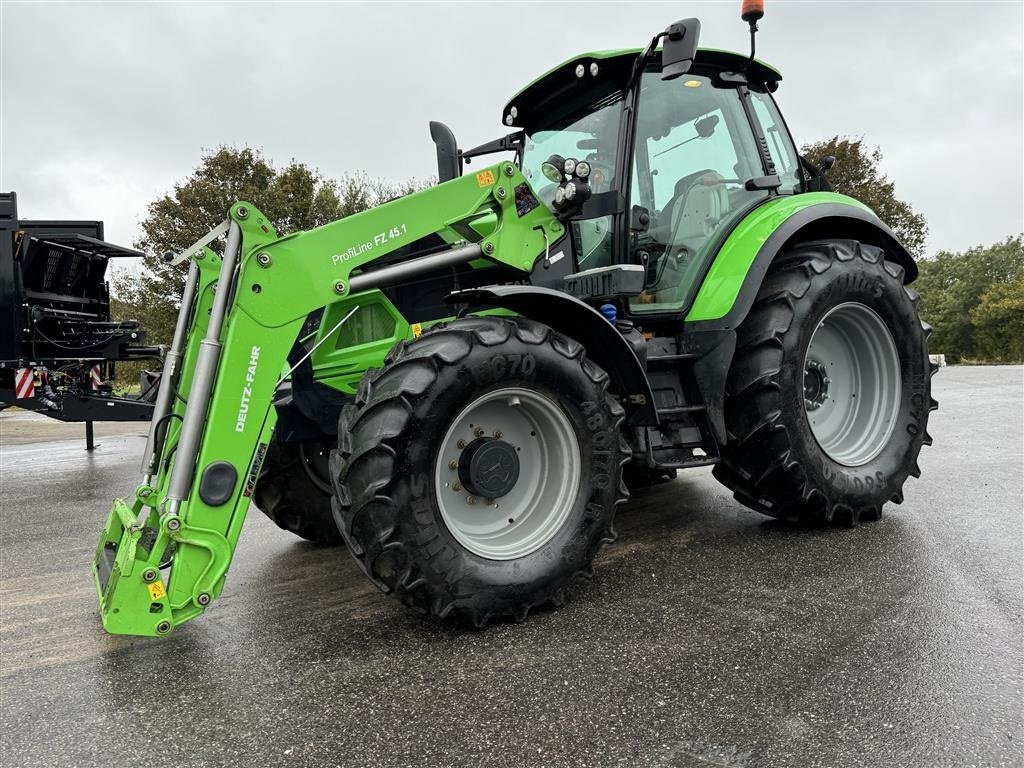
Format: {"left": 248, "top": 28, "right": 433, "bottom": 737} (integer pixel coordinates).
{"left": 626, "top": 70, "right": 771, "bottom": 315}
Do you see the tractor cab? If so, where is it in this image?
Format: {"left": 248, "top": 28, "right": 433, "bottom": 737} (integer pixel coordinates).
{"left": 508, "top": 44, "right": 802, "bottom": 317}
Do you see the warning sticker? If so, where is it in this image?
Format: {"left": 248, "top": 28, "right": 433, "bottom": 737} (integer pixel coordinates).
{"left": 514, "top": 183, "right": 539, "bottom": 217}
{"left": 476, "top": 170, "right": 495, "bottom": 187}
{"left": 147, "top": 581, "right": 166, "bottom": 600}
{"left": 411, "top": 323, "right": 423, "bottom": 338}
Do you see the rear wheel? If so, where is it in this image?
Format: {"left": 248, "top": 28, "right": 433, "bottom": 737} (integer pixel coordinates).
{"left": 331, "top": 316, "right": 629, "bottom": 625}
{"left": 252, "top": 438, "right": 342, "bottom": 544}
{"left": 714, "top": 239, "right": 938, "bottom": 525}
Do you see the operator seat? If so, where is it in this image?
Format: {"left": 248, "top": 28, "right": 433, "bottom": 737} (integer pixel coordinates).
{"left": 647, "top": 171, "right": 730, "bottom": 304}
{"left": 666, "top": 170, "right": 729, "bottom": 252}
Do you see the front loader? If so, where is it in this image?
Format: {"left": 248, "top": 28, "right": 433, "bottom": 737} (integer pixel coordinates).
{"left": 94, "top": 1, "right": 937, "bottom": 636}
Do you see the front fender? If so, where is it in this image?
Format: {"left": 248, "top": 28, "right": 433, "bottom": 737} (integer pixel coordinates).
{"left": 448, "top": 285, "right": 658, "bottom": 426}
{"left": 685, "top": 193, "right": 916, "bottom": 330}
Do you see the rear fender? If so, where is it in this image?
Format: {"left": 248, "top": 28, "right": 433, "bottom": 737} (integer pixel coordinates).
{"left": 685, "top": 194, "right": 917, "bottom": 331}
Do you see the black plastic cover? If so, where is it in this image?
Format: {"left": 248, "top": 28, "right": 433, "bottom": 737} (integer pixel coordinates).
{"left": 198, "top": 461, "right": 238, "bottom": 506}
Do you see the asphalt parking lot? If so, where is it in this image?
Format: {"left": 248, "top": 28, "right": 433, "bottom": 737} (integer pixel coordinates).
{"left": 1, "top": 365, "right": 1021, "bottom": 768}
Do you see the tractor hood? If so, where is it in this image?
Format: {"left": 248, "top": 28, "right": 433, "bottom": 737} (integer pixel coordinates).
{"left": 501, "top": 48, "right": 782, "bottom": 130}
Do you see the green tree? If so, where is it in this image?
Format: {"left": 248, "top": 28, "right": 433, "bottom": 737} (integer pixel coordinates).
{"left": 914, "top": 235, "right": 1024, "bottom": 361}
{"left": 113, "top": 146, "right": 423, "bottom": 346}
{"left": 970, "top": 276, "right": 1024, "bottom": 363}
{"left": 802, "top": 137, "right": 929, "bottom": 257}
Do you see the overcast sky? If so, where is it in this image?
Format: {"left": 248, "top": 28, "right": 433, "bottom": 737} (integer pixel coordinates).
{"left": 2, "top": 1, "right": 1022, "bottom": 257}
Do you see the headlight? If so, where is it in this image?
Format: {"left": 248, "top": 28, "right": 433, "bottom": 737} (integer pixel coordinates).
{"left": 541, "top": 154, "right": 566, "bottom": 183}
{"left": 574, "top": 161, "right": 591, "bottom": 180}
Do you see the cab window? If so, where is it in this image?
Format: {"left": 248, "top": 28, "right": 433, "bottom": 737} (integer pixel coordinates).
{"left": 749, "top": 91, "right": 802, "bottom": 194}
{"left": 522, "top": 88, "right": 624, "bottom": 269}
{"left": 629, "top": 72, "right": 768, "bottom": 314}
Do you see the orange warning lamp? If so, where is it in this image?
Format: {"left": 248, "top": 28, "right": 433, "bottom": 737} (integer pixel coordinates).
{"left": 741, "top": 0, "right": 765, "bottom": 24}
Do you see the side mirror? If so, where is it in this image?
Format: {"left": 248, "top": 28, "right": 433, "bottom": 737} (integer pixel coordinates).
{"left": 661, "top": 18, "right": 701, "bottom": 80}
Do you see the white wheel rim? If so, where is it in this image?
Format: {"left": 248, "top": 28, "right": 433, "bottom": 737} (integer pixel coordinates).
{"left": 803, "top": 302, "right": 901, "bottom": 467}
{"left": 433, "top": 387, "right": 581, "bottom": 560}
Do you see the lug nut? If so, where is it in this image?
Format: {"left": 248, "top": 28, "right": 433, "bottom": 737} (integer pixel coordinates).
{"left": 142, "top": 569, "right": 158, "bottom": 583}
{"left": 457, "top": 439, "right": 466, "bottom": 449}
{"left": 452, "top": 482, "right": 462, "bottom": 492}
{"left": 466, "top": 496, "right": 477, "bottom": 505}
{"left": 448, "top": 460, "right": 458, "bottom": 470}
{"left": 473, "top": 427, "right": 485, "bottom": 438}
{"left": 493, "top": 430, "right": 502, "bottom": 438}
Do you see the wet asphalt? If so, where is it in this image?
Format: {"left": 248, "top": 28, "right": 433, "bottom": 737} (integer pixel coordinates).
{"left": 0, "top": 365, "right": 1021, "bottom": 768}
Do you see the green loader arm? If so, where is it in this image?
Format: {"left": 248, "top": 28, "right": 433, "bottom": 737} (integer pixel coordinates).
{"left": 94, "top": 162, "right": 563, "bottom": 637}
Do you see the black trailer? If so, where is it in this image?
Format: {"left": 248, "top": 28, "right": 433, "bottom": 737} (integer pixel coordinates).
{"left": 0, "top": 191, "right": 158, "bottom": 448}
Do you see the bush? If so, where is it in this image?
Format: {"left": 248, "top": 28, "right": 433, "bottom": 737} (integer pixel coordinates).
{"left": 970, "top": 277, "right": 1024, "bottom": 363}
{"left": 914, "top": 236, "right": 1023, "bottom": 363}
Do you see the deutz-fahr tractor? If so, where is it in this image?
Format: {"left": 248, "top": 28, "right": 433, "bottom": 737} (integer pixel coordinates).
{"left": 94, "top": 2, "right": 936, "bottom": 636}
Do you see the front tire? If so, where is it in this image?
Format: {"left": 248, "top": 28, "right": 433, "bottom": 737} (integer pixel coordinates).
{"left": 714, "top": 239, "right": 938, "bottom": 525}
{"left": 331, "top": 316, "right": 629, "bottom": 625}
{"left": 252, "top": 438, "right": 342, "bottom": 544}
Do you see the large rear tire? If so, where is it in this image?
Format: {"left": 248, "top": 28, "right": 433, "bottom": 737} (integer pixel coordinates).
{"left": 714, "top": 239, "right": 938, "bottom": 525}
{"left": 331, "top": 316, "right": 629, "bottom": 626}
{"left": 252, "top": 438, "right": 342, "bottom": 544}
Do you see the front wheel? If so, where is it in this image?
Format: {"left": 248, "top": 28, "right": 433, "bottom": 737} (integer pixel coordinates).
{"left": 714, "top": 239, "right": 938, "bottom": 525}
{"left": 252, "top": 438, "right": 342, "bottom": 544}
{"left": 331, "top": 316, "right": 629, "bottom": 625}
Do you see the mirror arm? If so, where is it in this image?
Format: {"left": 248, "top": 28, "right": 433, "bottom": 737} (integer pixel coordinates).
{"left": 459, "top": 131, "right": 524, "bottom": 165}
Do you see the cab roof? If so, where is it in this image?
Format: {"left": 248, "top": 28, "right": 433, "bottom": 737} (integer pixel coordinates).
{"left": 502, "top": 47, "right": 782, "bottom": 130}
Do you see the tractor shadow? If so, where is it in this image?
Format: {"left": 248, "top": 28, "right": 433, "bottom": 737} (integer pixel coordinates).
{"left": 240, "top": 468, "right": 904, "bottom": 648}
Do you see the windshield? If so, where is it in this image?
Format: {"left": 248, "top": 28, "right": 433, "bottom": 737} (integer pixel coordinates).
{"left": 521, "top": 90, "right": 624, "bottom": 268}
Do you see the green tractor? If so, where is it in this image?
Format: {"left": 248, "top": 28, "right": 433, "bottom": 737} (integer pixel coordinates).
{"left": 94, "top": 3, "right": 936, "bottom": 636}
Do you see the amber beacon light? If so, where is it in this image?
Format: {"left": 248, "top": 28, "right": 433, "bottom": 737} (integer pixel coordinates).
{"left": 741, "top": 0, "right": 765, "bottom": 24}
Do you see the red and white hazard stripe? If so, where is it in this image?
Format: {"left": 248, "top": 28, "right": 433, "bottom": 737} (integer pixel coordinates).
{"left": 90, "top": 364, "right": 103, "bottom": 391}
{"left": 15, "top": 367, "right": 35, "bottom": 399}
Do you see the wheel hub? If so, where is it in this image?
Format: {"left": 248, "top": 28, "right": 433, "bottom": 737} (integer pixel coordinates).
{"left": 458, "top": 437, "right": 520, "bottom": 499}
{"left": 804, "top": 359, "right": 831, "bottom": 411}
